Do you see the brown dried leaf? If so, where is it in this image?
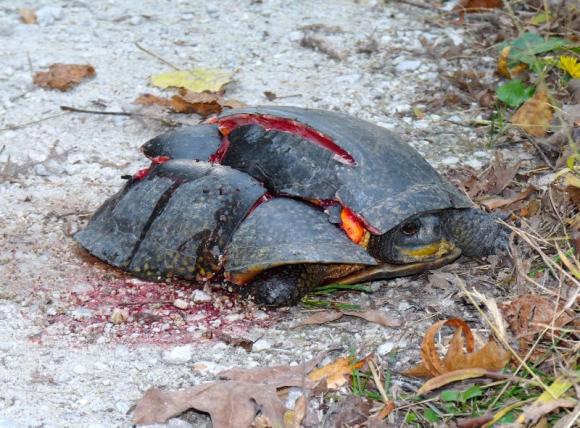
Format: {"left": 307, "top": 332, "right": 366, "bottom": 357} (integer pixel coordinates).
{"left": 295, "top": 310, "right": 343, "bottom": 327}
{"left": 300, "top": 35, "right": 346, "bottom": 61}
{"left": 342, "top": 309, "right": 402, "bottom": 327}
{"left": 497, "top": 46, "right": 528, "bottom": 79}
{"left": 134, "top": 93, "right": 172, "bottom": 107}
{"left": 308, "top": 355, "right": 367, "bottom": 389}
{"left": 519, "top": 399, "right": 576, "bottom": 426}
{"left": 511, "top": 84, "right": 554, "bottom": 137}
{"left": 454, "top": 0, "right": 503, "bottom": 13}
{"left": 19, "top": 8, "right": 37, "bottom": 24}
{"left": 480, "top": 187, "right": 534, "bottom": 210}
{"left": 171, "top": 89, "right": 246, "bottom": 117}
{"left": 295, "top": 309, "right": 401, "bottom": 328}
{"left": 500, "top": 294, "right": 575, "bottom": 355}
{"left": 218, "top": 352, "right": 325, "bottom": 388}
{"left": 133, "top": 382, "right": 286, "bottom": 428}
{"left": 404, "top": 318, "right": 510, "bottom": 378}
{"left": 417, "top": 368, "right": 491, "bottom": 395}
{"left": 465, "top": 153, "right": 521, "bottom": 198}
{"left": 331, "top": 396, "right": 373, "bottom": 427}
{"left": 33, "top": 64, "right": 95, "bottom": 91}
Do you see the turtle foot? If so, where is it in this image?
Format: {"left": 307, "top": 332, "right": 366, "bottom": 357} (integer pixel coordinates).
{"left": 244, "top": 265, "right": 313, "bottom": 307}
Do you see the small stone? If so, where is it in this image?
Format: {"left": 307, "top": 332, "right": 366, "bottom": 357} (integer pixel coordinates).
{"left": 163, "top": 344, "right": 193, "bottom": 364}
{"left": 377, "top": 341, "right": 395, "bottom": 355}
{"left": 129, "top": 16, "right": 143, "bottom": 26}
{"left": 441, "top": 156, "right": 460, "bottom": 165}
{"left": 110, "top": 307, "right": 129, "bottom": 325}
{"left": 191, "top": 289, "right": 212, "bottom": 303}
{"left": 252, "top": 338, "right": 272, "bottom": 352}
{"left": 35, "top": 6, "right": 62, "bottom": 26}
{"left": 396, "top": 60, "right": 421, "bottom": 72}
{"left": 173, "top": 299, "right": 188, "bottom": 310}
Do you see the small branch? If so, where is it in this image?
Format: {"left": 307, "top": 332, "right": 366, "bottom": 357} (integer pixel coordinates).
{"left": 60, "top": 105, "right": 133, "bottom": 116}
{"left": 134, "top": 42, "right": 180, "bottom": 70}
{"left": 0, "top": 112, "right": 69, "bottom": 133}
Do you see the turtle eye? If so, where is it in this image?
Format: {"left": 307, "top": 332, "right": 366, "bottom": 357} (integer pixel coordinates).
{"left": 401, "top": 220, "right": 420, "bottom": 236}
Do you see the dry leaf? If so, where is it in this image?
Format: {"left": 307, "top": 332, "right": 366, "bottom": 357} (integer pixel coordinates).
{"left": 511, "top": 84, "right": 554, "bottom": 137}
{"left": 218, "top": 352, "right": 325, "bottom": 388}
{"left": 134, "top": 90, "right": 246, "bottom": 117}
{"left": 500, "top": 294, "right": 575, "bottom": 355}
{"left": 342, "top": 309, "right": 402, "bottom": 327}
{"left": 308, "top": 355, "right": 367, "bottom": 389}
{"left": 150, "top": 68, "right": 232, "bottom": 93}
{"left": 172, "top": 90, "right": 246, "bottom": 116}
{"left": 404, "top": 318, "right": 510, "bottom": 378}
{"left": 519, "top": 399, "right": 576, "bottom": 426}
{"left": 417, "top": 368, "right": 492, "bottom": 395}
{"left": 454, "top": 0, "right": 503, "bottom": 13}
{"left": 19, "top": 8, "right": 37, "bottom": 24}
{"left": 295, "top": 309, "right": 401, "bottom": 328}
{"left": 33, "top": 64, "right": 95, "bottom": 91}
{"left": 134, "top": 382, "right": 286, "bottom": 428}
{"left": 462, "top": 153, "right": 521, "bottom": 199}
{"left": 480, "top": 187, "right": 534, "bottom": 210}
{"left": 134, "top": 93, "right": 172, "bottom": 107}
{"left": 497, "top": 46, "right": 527, "bottom": 78}
{"left": 331, "top": 396, "right": 373, "bottom": 427}
{"left": 295, "top": 310, "right": 343, "bottom": 327}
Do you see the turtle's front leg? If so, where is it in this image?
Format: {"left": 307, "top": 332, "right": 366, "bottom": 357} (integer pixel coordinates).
{"left": 441, "top": 208, "right": 510, "bottom": 257}
{"left": 242, "top": 265, "right": 315, "bottom": 307}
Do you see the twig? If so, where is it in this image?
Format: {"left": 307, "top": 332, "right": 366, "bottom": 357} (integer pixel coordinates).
{"left": 0, "top": 112, "right": 69, "bottom": 133}
{"left": 134, "top": 42, "right": 180, "bottom": 70}
{"left": 60, "top": 105, "right": 134, "bottom": 116}
{"left": 529, "top": 136, "right": 556, "bottom": 170}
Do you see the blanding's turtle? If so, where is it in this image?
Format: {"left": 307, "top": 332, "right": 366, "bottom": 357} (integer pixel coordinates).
{"left": 75, "top": 106, "right": 508, "bottom": 306}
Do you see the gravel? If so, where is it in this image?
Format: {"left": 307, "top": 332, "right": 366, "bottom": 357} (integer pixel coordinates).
{"left": 0, "top": 0, "right": 508, "bottom": 426}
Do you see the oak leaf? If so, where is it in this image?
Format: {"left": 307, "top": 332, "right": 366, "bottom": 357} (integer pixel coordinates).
{"left": 404, "top": 318, "right": 510, "bottom": 379}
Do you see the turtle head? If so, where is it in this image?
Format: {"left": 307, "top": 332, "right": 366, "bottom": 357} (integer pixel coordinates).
{"left": 368, "top": 213, "right": 456, "bottom": 264}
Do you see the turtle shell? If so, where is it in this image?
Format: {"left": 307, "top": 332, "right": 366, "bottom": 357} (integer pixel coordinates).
{"left": 142, "top": 106, "right": 471, "bottom": 234}
{"left": 76, "top": 106, "right": 471, "bottom": 283}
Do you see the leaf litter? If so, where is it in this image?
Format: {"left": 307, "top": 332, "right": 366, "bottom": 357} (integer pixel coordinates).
{"left": 134, "top": 352, "right": 369, "bottom": 427}
{"left": 33, "top": 63, "right": 95, "bottom": 91}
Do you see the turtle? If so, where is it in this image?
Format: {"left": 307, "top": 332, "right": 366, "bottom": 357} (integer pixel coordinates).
{"left": 74, "top": 106, "right": 508, "bottom": 306}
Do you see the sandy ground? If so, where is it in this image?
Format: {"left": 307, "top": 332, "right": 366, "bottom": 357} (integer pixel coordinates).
{"left": 0, "top": 1, "right": 511, "bottom": 426}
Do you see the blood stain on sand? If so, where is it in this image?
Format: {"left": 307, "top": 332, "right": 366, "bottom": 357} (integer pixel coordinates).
{"left": 39, "top": 274, "right": 278, "bottom": 347}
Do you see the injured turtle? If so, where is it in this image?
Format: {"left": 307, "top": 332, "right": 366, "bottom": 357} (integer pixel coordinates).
{"left": 75, "top": 106, "right": 508, "bottom": 306}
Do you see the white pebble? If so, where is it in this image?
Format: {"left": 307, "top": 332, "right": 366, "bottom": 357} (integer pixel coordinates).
{"left": 377, "top": 341, "right": 395, "bottom": 355}
{"left": 252, "top": 339, "right": 272, "bottom": 352}
{"left": 163, "top": 344, "right": 193, "bottom": 364}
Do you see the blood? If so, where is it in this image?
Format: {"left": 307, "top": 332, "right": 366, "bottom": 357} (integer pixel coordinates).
{"left": 209, "top": 114, "right": 356, "bottom": 165}
{"left": 132, "top": 156, "right": 171, "bottom": 180}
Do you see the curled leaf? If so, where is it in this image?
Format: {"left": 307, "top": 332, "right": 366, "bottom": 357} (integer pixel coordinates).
{"left": 404, "top": 318, "right": 510, "bottom": 379}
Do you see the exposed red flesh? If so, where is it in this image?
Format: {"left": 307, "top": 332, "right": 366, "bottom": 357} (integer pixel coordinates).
{"left": 209, "top": 114, "right": 356, "bottom": 165}
{"left": 132, "top": 156, "right": 171, "bottom": 180}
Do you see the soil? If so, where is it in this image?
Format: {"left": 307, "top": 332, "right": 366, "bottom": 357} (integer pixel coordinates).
{"left": 0, "top": 1, "right": 521, "bottom": 426}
